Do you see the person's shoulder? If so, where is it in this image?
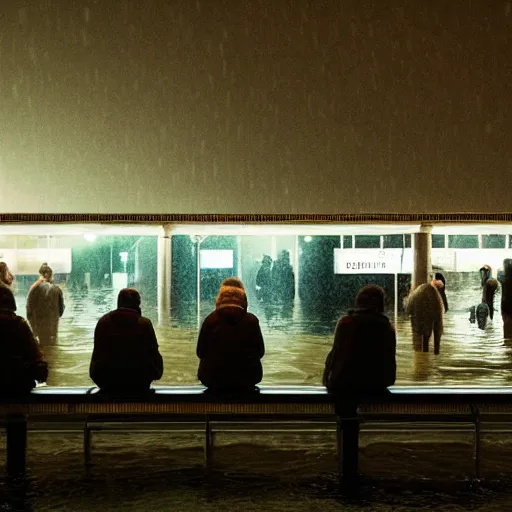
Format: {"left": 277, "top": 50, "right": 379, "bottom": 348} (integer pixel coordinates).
{"left": 96, "top": 310, "right": 116, "bottom": 325}
{"left": 139, "top": 315, "right": 155, "bottom": 328}
{"left": 337, "top": 314, "right": 354, "bottom": 327}
{"left": 7, "top": 313, "right": 32, "bottom": 331}
{"left": 244, "top": 311, "right": 261, "bottom": 324}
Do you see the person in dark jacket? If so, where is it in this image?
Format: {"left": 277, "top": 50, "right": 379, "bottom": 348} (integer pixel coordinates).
{"left": 89, "top": 288, "right": 164, "bottom": 394}
{"left": 0, "top": 286, "right": 48, "bottom": 394}
{"left": 323, "top": 285, "right": 396, "bottom": 394}
{"left": 196, "top": 277, "right": 265, "bottom": 392}
{"left": 501, "top": 259, "right": 512, "bottom": 339}
{"left": 322, "top": 285, "right": 396, "bottom": 480}
{"left": 434, "top": 272, "right": 449, "bottom": 313}
{"left": 0, "top": 261, "right": 14, "bottom": 289}
{"left": 0, "top": 261, "right": 16, "bottom": 310}
{"left": 26, "top": 263, "right": 65, "bottom": 345}
{"left": 256, "top": 255, "right": 273, "bottom": 303}
{"left": 271, "top": 250, "right": 295, "bottom": 303}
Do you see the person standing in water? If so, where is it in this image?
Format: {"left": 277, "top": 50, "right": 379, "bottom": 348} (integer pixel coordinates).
{"left": 26, "top": 263, "right": 65, "bottom": 345}
{"left": 255, "top": 255, "right": 273, "bottom": 303}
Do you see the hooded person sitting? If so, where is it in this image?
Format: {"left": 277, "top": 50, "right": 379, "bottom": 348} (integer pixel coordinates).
{"left": 323, "top": 285, "right": 396, "bottom": 394}
{"left": 196, "top": 277, "right": 265, "bottom": 392}
{"left": 89, "top": 288, "right": 164, "bottom": 395}
{"left": 0, "top": 286, "right": 48, "bottom": 394}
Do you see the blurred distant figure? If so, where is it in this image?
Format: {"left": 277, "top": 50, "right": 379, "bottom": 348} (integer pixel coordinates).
{"left": 322, "top": 285, "right": 396, "bottom": 480}
{"left": 271, "top": 250, "right": 295, "bottom": 303}
{"left": 501, "top": 259, "right": 512, "bottom": 339}
{"left": 434, "top": 272, "right": 448, "bottom": 313}
{"left": 196, "top": 277, "right": 265, "bottom": 392}
{"left": 26, "top": 263, "right": 65, "bottom": 345}
{"left": 0, "top": 286, "right": 48, "bottom": 394}
{"left": 470, "top": 265, "right": 500, "bottom": 330}
{"left": 255, "top": 255, "right": 272, "bottom": 302}
{"left": 0, "top": 261, "right": 16, "bottom": 310}
{"left": 0, "top": 261, "right": 14, "bottom": 289}
{"left": 90, "top": 288, "right": 163, "bottom": 395}
{"left": 405, "top": 280, "right": 444, "bottom": 354}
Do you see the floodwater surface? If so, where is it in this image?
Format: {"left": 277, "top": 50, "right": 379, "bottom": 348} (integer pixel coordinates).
{"left": 12, "top": 272, "right": 512, "bottom": 388}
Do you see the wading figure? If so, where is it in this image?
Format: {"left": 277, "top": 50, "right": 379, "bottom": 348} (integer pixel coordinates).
{"left": 434, "top": 272, "right": 448, "bottom": 313}
{"left": 271, "top": 250, "right": 295, "bottom": 303}
{"left": 26, "top": 263, "right": 65, "bottom": 345}
{"left": 0, "top": 262, "right": 16, "bottom": 310}
{"left": 501, "top": 259, "right": 512, "bottom": 339}
{"left": 405, "top": 280, "right": 444, "bottom": 354}
{"left": 0, "top": 262, "right": 14, "bottom": 289}
{"left": 255, "top": 255, "right": 272, "bottom": 303}
{"left": 469, "top": 265, "right": 499, "bottom": 330}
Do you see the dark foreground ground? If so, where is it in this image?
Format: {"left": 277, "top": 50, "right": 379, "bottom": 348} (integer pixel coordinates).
{"left": 2, "top": 432, "right": 512, "bottom": 511}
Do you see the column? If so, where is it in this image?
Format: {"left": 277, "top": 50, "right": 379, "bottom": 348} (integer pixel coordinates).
{"left": 157, "top": 223, "right": 172, "bottom": 319}
{"left": 237, "top": 235, "right": 243, "bottom": 280}
{"left": 294, "top": 234, "right": 300, "bottom": 300}
{"left": 412, "top": 224, "right": 432, "bottom": 290}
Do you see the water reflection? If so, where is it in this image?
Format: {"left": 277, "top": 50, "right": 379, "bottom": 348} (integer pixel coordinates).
{"left": 11, "top": 271, "right": 512, "bottom": 388}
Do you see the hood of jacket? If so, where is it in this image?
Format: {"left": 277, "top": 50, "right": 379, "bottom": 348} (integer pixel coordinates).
{"left": 215, "top": 284, "right": 247, "bottom": 323}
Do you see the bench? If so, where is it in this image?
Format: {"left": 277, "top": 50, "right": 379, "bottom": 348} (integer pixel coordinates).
{"left": 2, "top": 385, "right": 512, "bottom": 482}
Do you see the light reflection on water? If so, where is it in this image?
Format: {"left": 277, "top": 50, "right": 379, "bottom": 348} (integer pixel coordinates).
{"left": 12, "top": 272, "right": 512, "bottom": 388}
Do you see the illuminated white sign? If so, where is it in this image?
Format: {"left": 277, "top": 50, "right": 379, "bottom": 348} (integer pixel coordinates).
{"left": 334, "top": 249, "right": 412, "bottom": 274}
{"left": 200, "top": 249, "right": 234, "bottom": 269}
{"left": 0, "top": 249, "right": 72, "bottom": 274}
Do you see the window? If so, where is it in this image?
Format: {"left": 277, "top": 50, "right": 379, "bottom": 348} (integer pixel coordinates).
{"left": 383, "top": 234, "right": 407, "bottom": 249}
{"left": 342, "top": 236, "right": 353, "bottom": 249}
{"left": 431, "top": 235, "right": 445, "bottom": 248}
{"left": 482, "top": 235, "right": 506, "bottom": 249}
{"left": 448, "top": 235, "right": 478, "bottom": 249}
{"left": 354, "top": 235, "right": 380, "bottom": 249}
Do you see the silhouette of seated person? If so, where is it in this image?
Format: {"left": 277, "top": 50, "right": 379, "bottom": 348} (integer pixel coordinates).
{"left": 322, "top": 285, "right": 396, "bottom": 477}
{"left": 0, "top": 286, "right": 48, "bottom": 395}
{"left": 89, "top": 288, "right": 163, "bottom": 396}
{"left": 197, "top": 277, "right": 264, "bottom": 394}
{"left": 501, "top": 259, "right": 512, "bottom": 339}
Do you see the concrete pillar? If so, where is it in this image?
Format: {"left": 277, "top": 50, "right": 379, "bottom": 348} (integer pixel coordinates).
{"left": 294, "top": 235, "right": 300, "bottom": 300}
{"left": 157, "top": 224, "right": 172, "bottom": 319}
{"left": 412, "top": 224, "right": 432, "bottom": 290}
{"left": 237, "top": 235, "right": 243, "bottom": 280}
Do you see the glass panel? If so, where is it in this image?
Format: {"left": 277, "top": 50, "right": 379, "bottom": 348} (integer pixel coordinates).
{"left": 383, "top": 234, "right": 404, "bottom": 249}
{"left": 431, "top": 234, "right": 445, "bottom": 248}
{"left": 354, "top": 235, "right": 380, "bottom": 249}
{"left": 482, "top": 234, "right": 506, "bottom": 249}
{"left": 342, "top": 235, "right": 353, "bottom": 249}
{"left": 448, "top": 235, "right": 479, "bottom": 249}
{"left": 1, "top": 223, "right": 511, "bottom": 389}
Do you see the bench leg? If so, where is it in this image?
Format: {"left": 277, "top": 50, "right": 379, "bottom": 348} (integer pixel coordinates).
{"left": 337, "top": 417, "right": 359, "bottom": 481}
{"left": 84, "top": 425, "right": 92, "bottom": 467}
{"left": 473, "top": 409, "right": 481, "bottom": 480}
{"left": 6, "top": 416, "right": 27, "bottom": 478}
{"left": 205, "top": 419, "right": 214, "bottom": 469}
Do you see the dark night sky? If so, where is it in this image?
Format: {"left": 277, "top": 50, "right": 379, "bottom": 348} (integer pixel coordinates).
{"left": 0, "top": 1, "right": 510, "bottom": 214}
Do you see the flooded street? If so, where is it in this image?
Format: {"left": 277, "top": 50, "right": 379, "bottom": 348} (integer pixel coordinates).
{"left": 4, "top": 272, "right": 512, "bottom": 511}
{"left": 11, "top": 271, "right": 512, "bottom": 388}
